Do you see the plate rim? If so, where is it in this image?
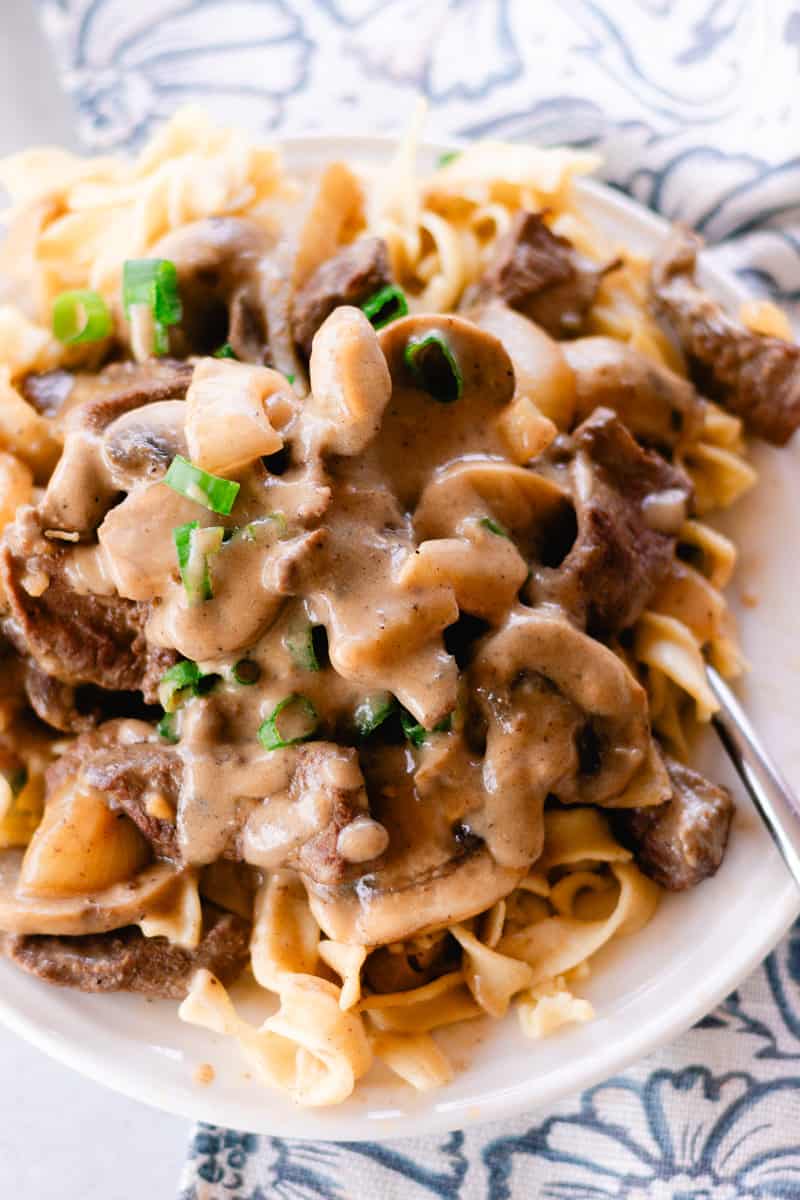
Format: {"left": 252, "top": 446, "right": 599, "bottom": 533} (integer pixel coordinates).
{"left": 0, "top": 131, "right": 797, "bottom": 1140}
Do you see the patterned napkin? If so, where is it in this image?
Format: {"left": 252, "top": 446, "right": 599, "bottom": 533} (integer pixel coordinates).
{"left": 35, "top": 2, "right": 800, "bottom": 1196}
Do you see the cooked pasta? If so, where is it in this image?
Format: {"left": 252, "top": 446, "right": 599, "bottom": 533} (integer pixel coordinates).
{"left": 0, "top": 107, "right": 794, "bottom": 1106}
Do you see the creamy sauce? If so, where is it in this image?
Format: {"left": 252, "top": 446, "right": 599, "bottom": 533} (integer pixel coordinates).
{"left": 7, "top": 305, "right": 654, "bottom": 946}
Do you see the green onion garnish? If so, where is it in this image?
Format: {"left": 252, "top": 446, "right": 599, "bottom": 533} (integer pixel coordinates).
{"left": 232, "top": 658, "right": 261, "bottom": 686}
{"left": 401, "top": 709, "right": 452, "bottom": 746}
{"left": 122, "top": 258, "right": 182, "bottom": 355}
{"left": 284, "top": 623, "right": 322, "bottom": 672}
{"left": 286, "top": 373, "right": 296, "bottom": 385}
{"left": 361, "top": 284, "right": 408, "bottom": 331}
{"left": 354, "top": 692, "right": 397, "bottom": 736}
{"left": 213, "top": 342, "right": 237, "bottom": 359}
{"left": 52, "top": 290, "right": 112, "bottom": 345}
{"left": 164, "top": 456, "right": 240, "bottom": 515}
{"left": 173, "top": 520, "right": 223, "bottom": 605}
{"left": 404, "top": 332, "right": 463, "bottom": 402}
{"left": 437, "top": 150, "right": 460, "bottom": 168}
{"left": 479, "top": 517, "right": 510, "bottom": 539}
{"left": 158, "top": 659, "right": 202, "bottom": 712}
{"left": 258, "top": 694, "right": 319, "bottom": 750}
{"left": 157, "top": 712, "right": 179, "bottom": 744}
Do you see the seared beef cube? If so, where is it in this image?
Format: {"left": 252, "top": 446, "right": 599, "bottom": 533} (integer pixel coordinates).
{"left": 2, "top": 904, "right": 250, "bottom": 998}
{"left": 292, "top": 236, "right": 392, "bottom": 357}
{"left": 651, "top": 228, "right": 800, "bottom": 445}
{"left": 470, "top": 211, "right": 614, "bottom": 338}
{"left": 613, "top": 756, "right": 733, "bottom": 890}
{"left": 530, "top": 408, "right": 692, "bottom": 635}
{"left": 1, "top": 530, "right": 174, "bottom": 705}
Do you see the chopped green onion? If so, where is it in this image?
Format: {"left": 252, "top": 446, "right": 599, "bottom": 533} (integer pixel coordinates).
{"left": 52, "top": 290, "right": 112, "bottom": 345}
{"left": 232, "top": 658, "right": 261, "bottom": 686}
{"left": 479, "top": 516, "right": 510, "bottom": 539}
{"left": 165, "top": 456, "right": 240, "bottom": 515}
{"left": 122, "top": 258, "right": 182, "bottom": 355}
{"left": 437, "top": 150, "right": 460, "bottom": 168}
{"left": 401, "top": 709, "right": 452, "bottom": 746}
{"left": 284, "top": 623, "right": 321, "bottom": 672}
{"left": 158, "top": 659, "right": 202, "bottom": 712}
{"left": 213, "top": 342, "right": 237, "bottom": 359}
{"left": 174, "top": 520, "right": 223, "bottom": 605}
{"left": 157, "top": 712, "right": 179, "bottom": 744}
{"left": 286, "top": 373, "right": 296, "bottom": 385}
{"left": 404, "top": 332, "right": 463, "bottom": 402}
{"left": 258, "top": 694, "right": 319, "bottom": 750}
{"left": 354, "top": 692, "right": 397, "bottom": 736}
{"left": 361, "top": 284, "right": 408, "bottom": 330}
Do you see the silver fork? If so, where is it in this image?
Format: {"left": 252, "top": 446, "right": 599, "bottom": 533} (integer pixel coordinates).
{"left": 706, "top": 666, "right": 800, "bottom": 887}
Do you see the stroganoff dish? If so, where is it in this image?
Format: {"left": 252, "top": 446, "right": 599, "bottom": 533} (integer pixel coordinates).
{"left": 0, "top": 111, "right": 797, "bottom": 1106}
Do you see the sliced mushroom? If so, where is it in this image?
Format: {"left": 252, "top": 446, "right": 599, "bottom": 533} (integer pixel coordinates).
{"left": 469, "top": 606, "right": 651, "bottom": 860}
{"left": 102, "top": 400, "right": 188, "bottom": 488}
{"left": 303, "top": 307, "right": 391, "bottom": 456}
{"left": 0, "top": 848, "right": 182, "bottom": 936}
{"left": 152, "top": 217, "right": 275, "bottom": 361}
{"left": 563, "top": 336, "right": 706, "bottom": 450}
{"left": 413, "top": 458, "right": 570, "bottom": 553}
{"left": 371, "top": 314, "right": 516, "bottom": 507}
{"left": 471, "top": 298, "right": 576, "bottom": 430}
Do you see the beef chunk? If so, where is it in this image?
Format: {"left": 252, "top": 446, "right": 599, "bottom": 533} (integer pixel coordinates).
{"left": 3, "top": 903, "right": 250, "bottom": 998}
{"left": 530, "top": 408, "right": 692, "bottom": 635}
{"left": 1, "top": 518, "right": 175, "bottom": 704}
{"left": 292, "top": 236, "right": 392, "bottom": 357}
{"left": 651, "top": 228, "right": 800, "bottom": 445}
{"left": 83, "top": 743, "right": 182, "bottom": 861}
{"left": 66, "top": 359, "right": 194, "bottom": 433}
{"left": 467, "top": 211, "right": 616, "bottom": 338}
{"left": 612, "top": 756, "right": 733, "bottom": 890}
{"left": 47, "top": 722, "right": 181, "bottom": 861}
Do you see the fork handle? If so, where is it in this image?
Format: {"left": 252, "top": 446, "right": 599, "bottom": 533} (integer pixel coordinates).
{"left": 707, "top": 666, "right": 800, "bottom": 890}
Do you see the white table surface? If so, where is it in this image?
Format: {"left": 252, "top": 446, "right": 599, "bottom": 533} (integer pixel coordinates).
{"left": 0, "top": 9, "right": 191, "bottom": 1198}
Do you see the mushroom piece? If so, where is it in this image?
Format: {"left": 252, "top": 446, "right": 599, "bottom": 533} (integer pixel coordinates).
{"left": 371, "top": 313, "right": 516, "bottom": 508}
{"left": 563, "top": 336, "right": 706, "bottom": 450}
{"left": 303, "top": 306, "right": 392, "bottom": 456}
{"left": 402, "top": 458, "right": 572, "bottom": 624}
{"left": 35, "top": 360, "right": 194, "bottom": 535}
{"left": 467, "top": 606, "right": 651, "bottom": 867}
{"left": 152, "top": 217, "right": 274, "bottom": 362}
{"left": 304, "top": 607, "right": 649, "bottom": 947}
{"left": 0, "top": 848, "right": 182, "bottom": 936}
{"left": 413, "top": 458, "right": 571, "bottom": 552}
{"left": 471, "top": 298, "right": 576, "bottom": 430}
{"left": 102, "top": 400, "right": 188, "bottom": 489}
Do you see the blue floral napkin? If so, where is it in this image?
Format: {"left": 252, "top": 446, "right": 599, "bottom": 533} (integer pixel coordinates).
{"left": 35, "top": 2, "right": 800, "bottom": 1196}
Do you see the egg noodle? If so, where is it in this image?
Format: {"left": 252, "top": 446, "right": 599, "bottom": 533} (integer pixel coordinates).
{"left": 0, "top": 109, "right": 767, "bottom": 1105}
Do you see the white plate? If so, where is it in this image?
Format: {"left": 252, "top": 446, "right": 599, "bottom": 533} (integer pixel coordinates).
{"left": 1, "top": 136, "right": 798, "bottom": 1141}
